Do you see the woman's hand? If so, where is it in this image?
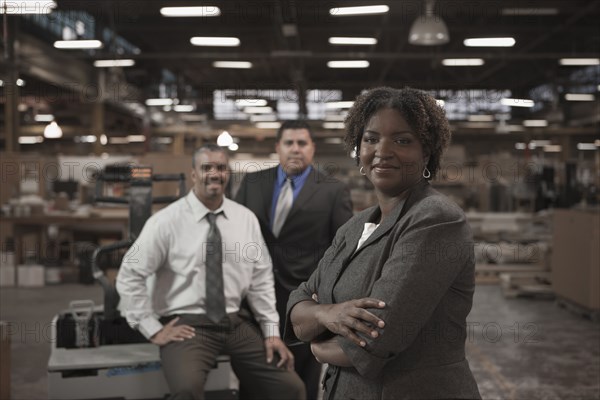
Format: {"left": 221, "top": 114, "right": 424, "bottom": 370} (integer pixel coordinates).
{"left": 315, "top": 298, "right": 386, "bottom": 347}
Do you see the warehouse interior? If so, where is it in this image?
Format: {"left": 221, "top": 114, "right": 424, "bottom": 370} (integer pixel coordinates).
{"left": 0, "top": 0, "right": 599, "bottom": 399}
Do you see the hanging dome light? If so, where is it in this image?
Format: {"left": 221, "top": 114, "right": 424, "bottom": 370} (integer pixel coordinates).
{"left": 43, "top": 121, "right": 63, "bottom": 139}
{"left": 409, "top": 0, "right": 449, "bottom": 46}
{"left": 217, "top": 131, "right": 234, "bottom": 147}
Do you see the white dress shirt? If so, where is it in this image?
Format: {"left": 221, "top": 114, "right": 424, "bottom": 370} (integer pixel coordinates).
{"left": 116, "top": 190, "right": 279, "bottom": 340}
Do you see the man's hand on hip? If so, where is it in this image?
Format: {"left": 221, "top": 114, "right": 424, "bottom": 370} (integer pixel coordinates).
{"left": 150, "top": 317, "right": 196, "bottom": 346}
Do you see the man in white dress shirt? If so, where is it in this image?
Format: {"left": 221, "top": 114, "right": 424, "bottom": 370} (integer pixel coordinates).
{"left": 116, "top": 144, "right": 305, "bottom": 400}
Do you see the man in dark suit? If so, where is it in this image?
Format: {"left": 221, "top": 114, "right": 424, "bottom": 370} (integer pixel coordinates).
{"left": 235, "top": 120, "right": 353, "bottom": 400}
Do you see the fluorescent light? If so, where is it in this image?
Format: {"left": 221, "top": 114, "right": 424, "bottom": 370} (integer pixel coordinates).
{"left": 127, "top": 135, "right": 146, "bottom": 143}
{"left": 327, "top": 60, "right": 370, "bottom": 68}
{"left": 329, "top": 37, "right": 378, "bottom": 45}
{"left": 0, "top": 80, "right": 3, "bottom": 86}
{"left": 146, "top": 98, "right": 174, "bottom": 106}
{"left": 329, "top": 5, "right": 389, "bottom": 16}
{"left": 16, "top": 79, "right": 25, "bottom": 87}
{"left": 565, "top": 93, "right": 595, "bottom": 101}
{"left": 35, "top": 114, "right": 54, "bottom": 122}
{"left": 255, "top": 122, "right": 282, "bottom": 129}
{"left": 244, "top": 106, "right": 273, "bottom": 114}
{"left": 235, "top": 99, "right": 267, "bottom": 107}
{"left": 94, "top": 59, "right": 135, "bottom": 68}
{"left": 436, "top": 99, "right": 445, "bottom": 107}
{"left": 326, "top": 101, "right": 354, "bottom": 109}
{"left": 501, "top": 8, "right": 558, "bottom": 16}
{"left": 559, "top": 58, "right": 600, "bottom": 66}
{"left": 501, "top": 98, "right": 535, "bottom": 107}
{"left": 464, "top": 37, "right": 515, "bottom": 47}
{"left": 155, "top": 137, "right": 173, "bottom": 144}
{"left": 531, "top": 140, "right": 551, "bottom": 147}
{"left": 217, "top": 131, "right": 234, "bottom": 147}
{"left": 1, "top": 0, "right": 56, "bottom": 14}
{"left": 109, "top": 137, "right": 129, "bottom": 144}
{"left": 523, "top": 120, "right": 548, "bottom": 127}
{"left": 228, "top": 143, "right": 239, "bottom": 151}
{"left": 515, "top": 143, "right": 527, "bottom": 150}
{"left": 174, "top": 105, "right": 195, "bottom": 112}
{"left": 78, "top": 135, "right": 97, "bottom": 143}
{"left": 19, "top": 136, "right": 44, "bottom": 144}
{"left": 325, "top": 114, "right": 346, "bottom": 121}
{"left": 44, "top": 121, "right": 62, "bottom": 138}
{"left": 577, "top": 143, "right": 598, "bottom": 151}
{"left": 100, "top": 134, "right": 108, "bottom": 145}
{"left": 54, "top": 40, "right": 103, "bottom": 49}
{"left": 468, "top": 115, "right": 494, "bottom": 122}
{"left": 160, "top": 6, "right": 221, "bottom": 17}
{"left": 250, "top": 114, "right": 277, "bottom": 122}
{"left": 442, "top": 58, "right": 485, "bottom": 66}
{"left": 323, "top": 122, "right": 345, "bottom": 130}
{"left": 543, "top": 145, "right": 562, "bottom": 153}
{"left": 213, "top": 61, "right": 252, "bottom": 69}
{"left": 190, "top": 37, "right": 240, "bottom": 47}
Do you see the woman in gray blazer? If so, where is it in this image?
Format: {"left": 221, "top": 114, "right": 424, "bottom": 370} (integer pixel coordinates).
{"left": 286, "top": 87, "right": 481, "bottom": 400}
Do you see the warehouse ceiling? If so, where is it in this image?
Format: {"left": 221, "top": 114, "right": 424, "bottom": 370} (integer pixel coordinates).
{"left": 1, "top": 0, "right": 599, "bottom": 149}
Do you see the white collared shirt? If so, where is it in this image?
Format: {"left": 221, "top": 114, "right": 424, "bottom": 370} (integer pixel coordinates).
{"left": 117, "top": 190, "right": 279, "bottom": 339}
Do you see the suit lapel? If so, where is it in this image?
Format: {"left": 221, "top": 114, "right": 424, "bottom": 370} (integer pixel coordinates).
{"left": 257, "top": 167, "right": 277, "bottom": 225}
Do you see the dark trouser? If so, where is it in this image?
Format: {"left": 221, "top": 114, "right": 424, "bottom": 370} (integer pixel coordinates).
{"left": 275, "top": 282, "right": 322, "bottom": 400}
{"left": 159, "top": 313, "right": 305, "bottom": 400}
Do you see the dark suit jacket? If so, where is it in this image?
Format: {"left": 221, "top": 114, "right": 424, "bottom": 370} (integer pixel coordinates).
{"left": 286, "top": 180, "right": 481, "bottom": 400}
{"left": 234, "top": 166, "right": 353, "bottom": 293}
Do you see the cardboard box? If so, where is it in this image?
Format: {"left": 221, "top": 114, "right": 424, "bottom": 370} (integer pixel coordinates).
{"left": 551, "top": 209, "right": 600, "bottom": 310}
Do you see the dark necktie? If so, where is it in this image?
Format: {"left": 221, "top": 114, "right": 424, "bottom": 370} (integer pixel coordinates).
{"left": 205, "top": 212, "right": 226, "bottom": 323}
{"left": 272, "top": 178, "right": 293, "bottom": 237}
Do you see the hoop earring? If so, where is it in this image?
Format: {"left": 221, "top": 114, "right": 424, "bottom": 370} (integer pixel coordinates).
{"left": 359, "top": 166, "right": 366, "bottom": 176}
{"left": 422, "top": 167, "right": 431, "bottom": 179}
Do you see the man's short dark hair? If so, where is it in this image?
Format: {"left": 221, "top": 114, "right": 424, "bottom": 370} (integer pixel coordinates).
{"left": 192, "top": 143, "right": 229, "bottom": 168}
{"left": 276, "top": 120, "right": 315, "bottom": 142}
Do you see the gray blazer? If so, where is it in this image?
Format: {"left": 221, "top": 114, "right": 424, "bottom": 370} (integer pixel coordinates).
{"left": 286, "top": 180, "right": 481, "bottom": 400}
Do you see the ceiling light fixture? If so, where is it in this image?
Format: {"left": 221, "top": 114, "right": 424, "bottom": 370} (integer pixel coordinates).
{"left": 255, "top": 122, "right": 282, "bottom": 129}
{"left": 145, "top": 98, "right": 174, "bottom": 106}
{"left": 544, "top": 145, "right": 562, "bottom": 153}
{"left": 160, "top": 6, "right": 221, "bottom": 17}
{"left": 559, "top": 58, "right": 600, "bottom": 66}
{"left": 127, "top": 135, "right": 146, "bottom": 143}
{"left": 250, "top": 114, "right": 277, "bottom": 122}
{"left": 327, "top": 60, "right": 370, "bottom": 68}
{"left": 190, "top": 37, "right": 241, "bottom": 47}
{"left": 94, "top": 59, "right": 135, "bottom": 68}
{"left": 329, "top": 5, "right": 389, "bottom": 16}
{"left": 328, "top": 37, "right": 378, "bottom": 45}
{"left": 235, "top": 99, "right": 267, "bottom": 107}
{"left": 16, "top": 79, "right": 26, "bottom": 86}
{"left": 324, "top": 114, "right": 347, "bottom": 121}
{"left": 326, "top": 101, "right": 354, "bottom": 109}
{"left": 228, "top": 143, "right": 239, "bottom": 151}
{"left": 244, "top": 106, "right": 273, "bottom": 114}
{"left": 323, "top": 122, "right": 346, "bottom": 130}
{"left": 34, "top": 114, "right": 54, "bottom": 122}
{"left": 54, "top": 40, "right": 103, "bottom": 49}
{"left": 1, "top": 0, "right": 56, "bottom": 14}
{"left": 173, "top": 105, "right": 195, "bottom": 112}
{"left": 463, "top": 37, "right": 515, "bottom": 47}
{"left": 409, "top": 0, "right": 449, "bottom": 46}
{"left": 523, "top": 120, "right": 548, "bottom": 127}
{"left": 217, "top": 131, "right": 234, "bottom": 147}
{"left": 501, "top": 98, "right": 535, "bottom": 107}
{"left": 565, "top": 93, "right": 595, "bottom": 101}
{"left": 43, "top": 121, "right": 63, "bottom": 139}
{"left": 212, "top": 61, "right": 253, "bottom": 69}
{"left": 19, "top": 136, "right": 44, "bottom": 144}
{"left": 577, "top": 143, "right": 598, "bottom": 151}
{"left": 442, "top": 58, "right": 485, "bottom": 66}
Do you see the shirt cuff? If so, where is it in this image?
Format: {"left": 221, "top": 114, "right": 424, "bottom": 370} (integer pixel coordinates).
{"left": 138, "top": 315, "right": 163, "bottom": 340}
{"left": 261, "top": 323, "right": 281, "bottom": 339}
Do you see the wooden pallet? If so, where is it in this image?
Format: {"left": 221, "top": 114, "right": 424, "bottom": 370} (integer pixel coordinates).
{"left": 499, "top": 272, "right": 554, "bottom": 299}
{"left": 475, "top": 263, "right": 547, "bottom": 285}
{"left": 556, "top": 297, "right": 600, "bottom": 323}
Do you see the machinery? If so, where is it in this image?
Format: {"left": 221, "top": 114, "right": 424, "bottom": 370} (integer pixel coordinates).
{"left": 47, "top": 165, "right": 239, "bottom": 400}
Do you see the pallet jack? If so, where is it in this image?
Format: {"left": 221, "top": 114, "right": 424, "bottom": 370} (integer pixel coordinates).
{"left": 47, "top": 165, "right": 239, "bottom": 400}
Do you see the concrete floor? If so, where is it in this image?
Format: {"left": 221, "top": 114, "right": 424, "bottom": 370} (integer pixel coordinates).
{"left": 1, "top": 284, "right": 599, "bottom": 400}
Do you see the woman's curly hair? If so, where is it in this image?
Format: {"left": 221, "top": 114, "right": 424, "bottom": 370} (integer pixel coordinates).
{"left": 343, "top": 87, "right": 451, "bottom": 179}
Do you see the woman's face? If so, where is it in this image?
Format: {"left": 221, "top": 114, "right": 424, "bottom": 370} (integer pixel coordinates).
{"left": 360, "top": 107, "right": 429, "bottom": 197}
